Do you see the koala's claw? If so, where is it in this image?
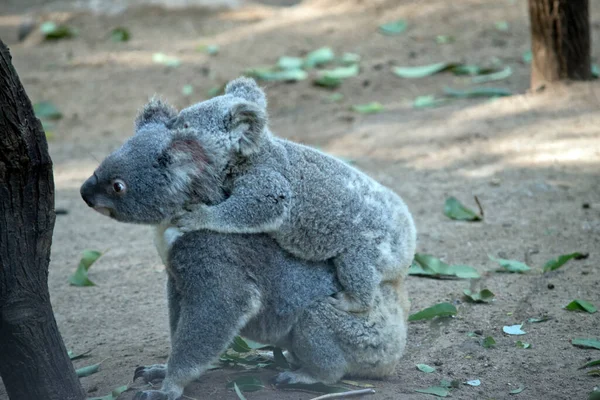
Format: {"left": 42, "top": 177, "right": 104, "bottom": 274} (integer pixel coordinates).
{"left": 133, "top": 364, "right": 167, "bottom": 383}
{"left": 327, "top": 292, "right": 370, "bottom": 313}
{"left": 132, "top": 390, "right": 169, "bottom": 400}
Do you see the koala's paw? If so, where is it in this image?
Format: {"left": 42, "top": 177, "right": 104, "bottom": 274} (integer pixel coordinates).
{"left": 132, "top": 390, "right": 170, "bottom": 400}
{"left": 171, "top": 204, "right": 207, "bottom": 233}
{"left": 327, "top": 292, "right": 370, "bottom": 313}
{"left": 274, "top": 370, "right": 319, "bottom": 385}
{"left": 133, "top": 364, "right": 167, "bottom": 383}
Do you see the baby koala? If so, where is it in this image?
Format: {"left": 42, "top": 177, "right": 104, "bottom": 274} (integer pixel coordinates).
{"left": 171, "top": 77, "right": 417, "bottom": 312}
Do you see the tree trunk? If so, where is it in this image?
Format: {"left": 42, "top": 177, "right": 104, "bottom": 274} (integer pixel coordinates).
{"left": 0, "top": 40, "right": 85, "bottom": 399}
{"left": 528, "top": 0, "right": 591, "bottom": 90}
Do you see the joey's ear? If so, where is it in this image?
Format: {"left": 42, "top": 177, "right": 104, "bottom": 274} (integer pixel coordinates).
{"left": 224, "top": 77, "right": 267, "bottom": 109}
{"left": 226, "top": 101, "right": 267, "bottom": 156}
{"left": 135, "top": 97, "right": 178, "bottom": 131}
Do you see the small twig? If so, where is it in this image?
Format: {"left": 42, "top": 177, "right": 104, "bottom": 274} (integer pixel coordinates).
{"left": 474, "top": 195, "right": 484, "bottom": 217}
{"left": 309, "top": 389, "right": 376, "bottom": 400}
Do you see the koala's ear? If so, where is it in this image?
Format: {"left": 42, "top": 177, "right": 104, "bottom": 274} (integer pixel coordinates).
{"left": 161, "top": 133, "right": 208, "bottom": 175}
{"left": 135, "top": 97, "right": 178, "bottom": 131}
{"left": 224, "top": 77, "right": 267, "bottom": 109}
{"left": 226, "top": 101, "right": 267, "bottom": 157}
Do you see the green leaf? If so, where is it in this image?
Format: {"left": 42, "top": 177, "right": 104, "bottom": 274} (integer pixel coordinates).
{"left": 87, "top": 385, "right": 128, "bottom": 400}
{"left": 435, "top": 35, "right": 455, "bottom": 44}
{"left": 340, "top": 52, "right": 361, "bottom": 65}
{"left": 565, "top": 299, "right": 597, "bottom": 313}
{"left": 277, "top": 56, "right": 304, "bottom": 70}
{"left": 482, "top": 336, "right": 496, "bottom": 348}
{"left": 246, "top": 67, "right": 307, "bottom": 82}
{"left": 572, "top": 338, "right": 600, "bottom": 350}
{"left": 522, "top": 50, "right": 532, "bottom": 64}
{"left": 76, "top": 363, "right": 100, "bottom": 377}
{"left": 181, "top": 85, "right": 194, "bottom": 97}
{"left": 444, "top": 197, "right": 481, "bottom": 221}
{"left": 495, "top": 21, "right": 509, "bottom": 31}
{"left": 233, "top": 383, "right": 247, "bottom": 400}
{"left": 204, "top": 44, "right": 220, "bottom": 55}
{"left": 393, "top": 62, "right": 454, "bottom": 78}
{"left": 471, "top": 66, "right": 512, "bottom": 84}
{"left": 110, "top": 27, "right": 130, "bottom": 42}
{"left": 314, "top": 64, "right": 360, "bottom": 88}
{"left": 527, "top": 316, "right": 551, "bottom": 323}
{"left": 592, "top": 64, "right": 599, "bottom": 78}
{"left": 68, "top": 349, "right": 92, "bottom": 360}
{"left": 543, "top": 252, "right": 585, "bottom": 272}
{"left": 417, "top": 364, "right": 436, "bottom": 373}
{"left": 277, "top": 383, "right": 347, "bottom": 393}
{"left": 503, "top": 324, "right": 526, "bottom": 335}
{"left": 465, "top": 379, "right": 481, "bottom": 386}
{"left": 443, "top": 86, "right": 512, "bottom": 98}
{"left": 230, "top": 336, "right": 252, "bottom": 353}
{"left": 590, "top": 390, "right": 600, "bottom": 400}
{"left": 40, "top": 21, "right": 76, "bottom": 40}
{"left": 587, "top": 369, "right": 600, "bottom": 376}
{"left": 414, "top": 386, "right": 449, "bottom": 397}
{"left": 152, "top": 53, "right": 181, "bottom": 68}
{"left": 450, "top": 64, "right": 496, "bottom": 76}
{"left": 326, "top": 93, "right": 344, "bottom": 102}
{"left": 69, "top": 250, "right": 102, "bottom": 286}
{"left": 379, "top": 19, "right": 407, "bottom": 35}
{"left": 34, "top": 101, "right": 63, "bottom": 120}
{"left": 351, "top": 102, "right": 384, "bottom": 114}
{"left": 510, "top": 386, "right": 525, "bottom": 395}
{"left": 242, "top": 338, "right": 272, "bottom": 350}
{"left": 489, "top": 255, "right": 531, "bottom": 273}
{"left": 463, "top": 289, "right": 495, "bottom": 303}
{"left": 413, "top": 95, "right": 447, "bottom": 109}
{"left": 304, "top": 47, "right": 335, "bottom": 68}
{"left": 581, "top": 359, "right": 600, "bottom": 369}
{"left": 410, "top": 254, "right": 480, "bottom": 279}
{"left": 340, "top": 380, "right": 374, "bottom": 388}
{"left": 226, "top": 376, "right": 264, "bottom": 392}
{"left": 516, "top": 341, "right": 530, "bottom": 349}
{"left": 409, "top": 302, "right": 457, "bottom": 321}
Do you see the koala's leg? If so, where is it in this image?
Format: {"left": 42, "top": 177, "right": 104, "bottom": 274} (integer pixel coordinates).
{"left": 329, "top": 248, "right": 379, "bottom": 313}
{"left": 275, "top": 305, "right": 347, "bottom": 385}
{"left": 133, "top": 276, "right": 180, "bottom": 384}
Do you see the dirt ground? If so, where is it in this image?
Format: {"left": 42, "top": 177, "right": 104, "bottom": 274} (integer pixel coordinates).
{"left": 1, "top": 0, "right": 599, "bottom": 399}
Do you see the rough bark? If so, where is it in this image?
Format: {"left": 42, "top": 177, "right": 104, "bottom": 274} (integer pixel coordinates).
{"left": 0, "top": 39, "right": 85, "bottom": 399}
{"left": 528, "top": 0, "right": 591, "bottom": 90}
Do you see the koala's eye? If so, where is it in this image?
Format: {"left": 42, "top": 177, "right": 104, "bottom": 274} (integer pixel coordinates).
{"left": 112, "top": 179, "right": 127, "bottom": 195}
{"left": 183, "top": 122, "right": 189, "bottom": 129}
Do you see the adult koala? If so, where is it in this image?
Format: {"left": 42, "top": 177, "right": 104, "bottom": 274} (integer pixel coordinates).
{"left": 80, "top": 99, "right": 410, "bottom": 400}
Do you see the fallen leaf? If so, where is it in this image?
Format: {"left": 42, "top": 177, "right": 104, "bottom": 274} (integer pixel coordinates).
{"left": 34, "top": 101, "right": 63, "bottom": 120}
{"left": 393, "top": 62, "right": 454, "bottom": 78}
{"left": 417, "top": 364, "right": 436, "bottom": 373}
{"left": 444, "top": 197, "right": 482, "bottom": 221}
{"left": 414, "top": 386, "right": 449, "bottom": 397}
{"left": 522, "top": 50, "right": 532, "bottom": 64}
{"left": 246, "top": 67, "right": 307, "bottom": 82}
{"left": 181, "top": 85, "right": 194, "bottom": 97}
{"left": 489, "top": 255, "right": 531, "bottom": 273}
{"left": 409, "top": 302, "right": 457, "bottom": 321}
{"left": 516, "top": 341, "right": 530, "bottom": 349}
{"left": 341, "top": 380, "right": 374, "bottom": 388}
{"left": 68, "top": 349, "right": 92, "bottom": 360}
{"left": 444, "top": 87, "right": 512, "bottom": 98}
{"left": 586, "top": 369, "right": 600, "bottom": 376}
{"left": 379, "top": 19, "right": 407, "bottom": 35}
{"left": 277, "top": 383, "right": 347, "bottom": 393}
{"left": 413, "top": 95, "right": 447, "bottom": 109}
{"left": 503, "top": 325, "right": 526, "bottom": 335}
{"left": 592, "top": 64, "right": 599, "bottom": 78}
{"left": 472, "top": 66, "right": 512, "bottom": 84}
{"left": 226, "top": 376, "right": 264, "bottom": 392}
{"left": 510, "top": 386, "right": 525, "bottom": 395}
{"left": 233, "top": 383, "right": 247, "bottom": 400}
{"left": 109, "top": 27, "right": 130, "bottom": 42}
{"left": 464, "top": 379, "right": 481, "bottom": 386}
{"left": 572, "top": 338, "right": 600, "bottom": 350}
{"left": 565, "top": 299, "right": 597, "bottom": 313}
{"left": 76, "top": 363, "right": 100, "bottom": 377}
{"left": 340, "top": 53, "right": 361, "bottom": 65}
{"left": 87, "top": 385, "right": 128, "bottom": 400}
{"left": 482, "top": 336, "right": 496, "bottom": 348}
{"left": 435, "top": 35, "right": 455, "bottom": 44}
{"left": 451, "top": 64, "right": 496, "bottom": 76}
{"left": 69, "top": 250, "right": 102, "bottom": 286}
{"left": 543, "top": 252, "right": 586, "bottom": 272}
{"left": 277, "top": 56, "right": 304, "bottom": 70}
{"left": 196, "top": 44, "right": 219, "bottom": 55}
{"left": 463, "top": 289, "right": 495, "bottom": 303}
{"left": 314, "top": 64, "right": 360, "bottom": 88}
{"left": 351, "top": 102, "right": 384, "bottom": 114}
{"left": 304, "top": 47, "right": 335, "bottom": 68}
{"left": 590, "top": 390, "right": 600, "bottom": 400}
{"left": 326, "top": 93, "right": 344, "bottom": 102}
{"left": 580, "top": 359, "right": 600, "bottom": 369}
{"left": 152, "top": 53, "right": 181, "bottom": 68}
{"left": 410, "top": 254, "right": 480, "bottom": 279}
{"left": 495, "top": 21, "right": 509, "bottom": 31}
{"left": 527, "top": 316, "right": 551, "bottom": 323}
{"left": 40, "top": 21, "right": 76, "bottom": 40}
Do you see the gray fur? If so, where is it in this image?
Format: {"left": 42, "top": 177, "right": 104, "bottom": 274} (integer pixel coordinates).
{"left": 80, "top": 104, "right": 411, "bottom": 400}
{"left": 170, "top": 76, "right": 417, "bottom": 312}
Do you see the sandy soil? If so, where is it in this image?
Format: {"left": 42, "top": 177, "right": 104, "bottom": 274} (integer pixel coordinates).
{"left": 0, "top": 0, "right": 599, "bottom": 399}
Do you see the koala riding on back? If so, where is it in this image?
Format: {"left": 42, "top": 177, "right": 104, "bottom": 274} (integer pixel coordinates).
{"left": 171, "top": 77, "right": 417, "bottom": 312}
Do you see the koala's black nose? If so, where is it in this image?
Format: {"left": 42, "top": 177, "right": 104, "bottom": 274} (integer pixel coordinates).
{"left": 80, "top": 175, "right": 98, "bottom": 207}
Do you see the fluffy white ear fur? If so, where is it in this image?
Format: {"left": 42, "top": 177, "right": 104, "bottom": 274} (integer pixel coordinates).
{"left": 225, "top": 77, "right": 267, "bottom": 109}
{"left": 135, "top": 97, "right": 178, "bottom": 131}
{"left": 227, "top": 101, "right": 268, "bottom": 156}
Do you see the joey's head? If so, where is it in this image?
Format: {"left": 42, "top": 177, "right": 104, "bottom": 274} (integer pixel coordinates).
{"left": 168, "top": 76, "right": 269, "bottom": 172}
{"left": 80, "top": 98, "right": 223, "bottom": 224}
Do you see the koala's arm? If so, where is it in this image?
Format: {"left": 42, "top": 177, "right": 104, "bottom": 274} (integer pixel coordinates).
{"left": 175, "top": 169, "right": 291, "bottom": 234}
